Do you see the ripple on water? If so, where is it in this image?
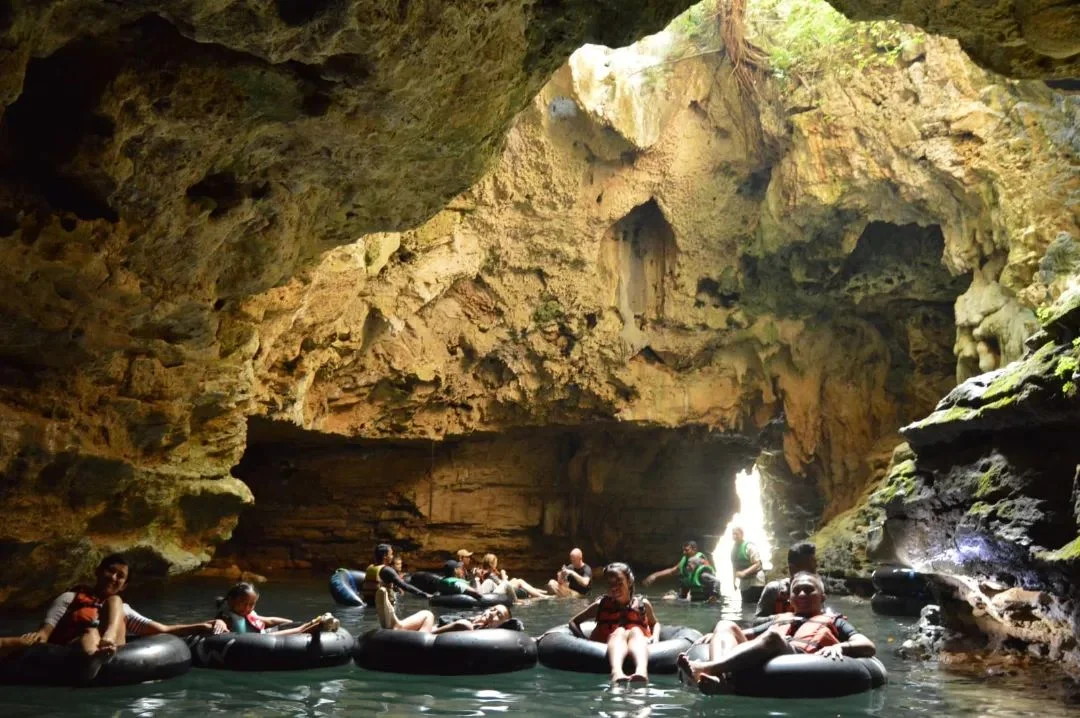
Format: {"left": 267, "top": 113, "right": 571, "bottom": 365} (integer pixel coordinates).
{"left": 0, "top": 578, "right": 1076, "bottom": 717}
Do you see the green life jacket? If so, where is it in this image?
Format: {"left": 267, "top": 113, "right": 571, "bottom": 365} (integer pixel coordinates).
{"left": 438, "top": 576, "right": 470, "bottom": 594}
{"left": 731, "top": 541, "right": 754, "bottom": 571}
{"left": 677, "top": 552, "right": 707, "bottom": 588}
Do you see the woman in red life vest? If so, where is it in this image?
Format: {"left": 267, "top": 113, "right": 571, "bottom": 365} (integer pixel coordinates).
{"left": 216, "top": 583, "right": 335, "bottom": 635}
{"left": 569, "top": 563, "right": 659, "bottom": 684}
{"left": 678, "top": 572, "right": 876, "bottom": 694}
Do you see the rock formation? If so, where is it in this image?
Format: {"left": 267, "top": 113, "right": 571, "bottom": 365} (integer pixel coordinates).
{"left": 0, "top": 0, "right": 697, "bottom": 607}
{"left": 221, "top": 4, "right": 1078, "bottom": 579}
{"left": 859, "top": 288, "right": 1080, "bottom": 668}
{"left": 0, "top": 0, "right": 1077, "bottom": 614}
{"left": 826, "top": 0, "right": 1080, "bottom": 79}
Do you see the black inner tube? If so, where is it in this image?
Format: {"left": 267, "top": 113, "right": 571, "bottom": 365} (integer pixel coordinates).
{"left": 187, "top": 629, "right": 354, "bottom": 671}
{"left": 429, "top": 593, "right": 513, "bottom": 609}
{"left": 682, "top": 642, "right": 887, "bottom": 698}
{"left": 537, "top": 622, "right": 701, "bottom": 674}
{"left": 0, "top": 634, "right": 192, "bottom": 687}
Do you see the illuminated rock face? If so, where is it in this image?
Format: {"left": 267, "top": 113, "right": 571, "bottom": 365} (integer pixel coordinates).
{"left": 228, "top": 24, "right": 1077, "bottom": 577}
{"left": 1, "top": 0, "right": 1078, "bottom": 608}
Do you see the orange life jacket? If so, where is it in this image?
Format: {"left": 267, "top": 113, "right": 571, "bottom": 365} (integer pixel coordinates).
{"left": 49, "top": 585, "right": 103, "bottom": 645}
{"left": 590, "top": 595, "right": 652, "bottom": 643}
{"left": 771, "top": 612, "right": 842, "bottom": 653}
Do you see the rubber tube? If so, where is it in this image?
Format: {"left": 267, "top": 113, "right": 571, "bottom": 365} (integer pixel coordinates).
{"left": 429, "top": 593, "right": 513, "bottom": 609}
{"left": 353, "top": 627, "right": 537, "bottom": 675}
{"left": 409, "top": 571, "right": 443, "bottom": 595}
{"left": 0, "top": 634, "right": 192, "bottom": 687}
{"left": 328, "top": 569, "right": 366, "bottom": 607}
{"left": 187, "top": 628, "right": 354, "bottom": 671}
{"left": 683, "top": 643, "right": 887, "bottom": 697}
{"left": 537, "top": 622, "right": 701, "bottom": 674}
{"left": 871, "top": 567, "right": 930, "bottom": 598}
{"left": 870, "top": 592, "right": 928, "bottom": 617}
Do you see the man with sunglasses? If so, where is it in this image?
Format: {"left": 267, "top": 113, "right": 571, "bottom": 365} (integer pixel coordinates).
{"left": 677, "top": 572, "right": 876, "bottom": 694}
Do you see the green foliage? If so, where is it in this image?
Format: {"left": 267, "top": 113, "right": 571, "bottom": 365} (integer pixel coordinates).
{"left": 532, "top": 297, "right": 565, "bottom": 325}
{"left": 745, "top": 0, "right": 916, "bottom": 84}
{"left": 1055, "top": 355, "right": 1079, "bottom": 379}
{"left": 669, "top": 0, "right": 720, "bottom": 51}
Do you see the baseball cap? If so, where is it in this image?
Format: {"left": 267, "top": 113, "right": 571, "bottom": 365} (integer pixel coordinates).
{"left": 456, "top": 549, "right": 474, "bottom": 559}
{"left": 443, "top": 559, "right": 462, "bottom": 576}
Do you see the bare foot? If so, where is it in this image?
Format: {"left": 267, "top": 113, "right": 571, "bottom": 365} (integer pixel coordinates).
{"left": 611, "top": 672, "right": 630, "bottom": 684}
{"left": 629, "top": 673, "right": 649, "bottom": 684}
{"left": 676, "top": 655, "right": 695, "bottom": 686}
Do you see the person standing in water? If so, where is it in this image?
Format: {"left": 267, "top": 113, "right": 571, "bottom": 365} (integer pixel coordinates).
{"left": 730, "top": 527, "right": 765, "bottom": 603}
{"left": 642, "top": 540, "right": 711, "bottom": 592}
{"left": 570, "top": 563, "right": 659, "bottom": 684}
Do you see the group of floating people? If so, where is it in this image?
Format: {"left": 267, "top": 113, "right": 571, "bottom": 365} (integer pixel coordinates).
{"left": 0, "top": 527, "right": 886, "bottom": 698}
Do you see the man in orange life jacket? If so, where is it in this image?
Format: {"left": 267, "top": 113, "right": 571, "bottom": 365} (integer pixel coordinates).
{"left": 678, "top": 572, "right": 876, "bottom": 694}
{"left": 10, "top": 554, "right": 224, "bottom": 677}
{"left": 755, "top": 541, "right": 818, "bottom": 617}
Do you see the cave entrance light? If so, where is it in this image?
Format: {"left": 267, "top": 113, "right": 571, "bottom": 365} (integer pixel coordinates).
{"left": 713, "top": 463, "right": 773, "bottom": 598}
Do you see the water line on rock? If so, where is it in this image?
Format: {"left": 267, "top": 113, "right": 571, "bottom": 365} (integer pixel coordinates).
{"left": 713, "top": 463, "right": 773, "bottom": 597}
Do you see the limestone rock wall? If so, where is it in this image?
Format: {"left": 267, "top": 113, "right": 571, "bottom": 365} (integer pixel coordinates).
{"left": 826, "top": 0, "right": 1080, "bottom": 79}
{"left": 216, "top": 419, "right": 750, "bottom": 574}
{"left": 0, "top": 0, "right": 696, "bottom": 607}
{"left": 861, "top": 289, "right": 1080, "bottom": 667}
{"left": 2, "top": 0, "right": 1078, "bottom": 606}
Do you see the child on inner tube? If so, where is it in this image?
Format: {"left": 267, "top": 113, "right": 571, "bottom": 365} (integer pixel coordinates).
{"left": 217, "top": 582, "right": 339, "bottom": 636}
{"left": 677, "top": 572, "right": 876, "bottom": 694}
{"left": 569, "top": 562, "right": 659, "bottom": 684}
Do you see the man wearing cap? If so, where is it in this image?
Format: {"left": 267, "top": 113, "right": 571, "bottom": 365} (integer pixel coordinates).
{"left": 456, "top": 549, "right": 478, "bottom": 582}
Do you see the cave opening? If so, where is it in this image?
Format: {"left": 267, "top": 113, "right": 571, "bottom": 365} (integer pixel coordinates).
{"left": 216, "top": 418, "right": 757, "bottom": 581}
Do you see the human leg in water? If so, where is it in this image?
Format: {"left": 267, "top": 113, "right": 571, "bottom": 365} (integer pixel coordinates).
{"left": 626, "top": 626, "right": 650, "bottom": 683}
{"left": 606, "top": 627, "right": 632, "bottom": 683}
{"left": 376, "top": 587, "right": 436, "bottom": 632}
{"left": 508, "top": 577, "right": 549, "bottom": 599}
{"left": 678, "top": 621, "right": 792, "bottom": 694}
{"left": 77, "top": 595, "right": 126, "bottom": 683}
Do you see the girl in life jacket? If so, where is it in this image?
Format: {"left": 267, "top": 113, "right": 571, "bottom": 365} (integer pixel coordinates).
{"left": 216, "top": 583, "right": 337, "bottom": 636}
{"left": 569, "top": 563, "right": 659, "bottom": 684}
{"left": 677, "top": 572, "right": 876, "bottom": 695}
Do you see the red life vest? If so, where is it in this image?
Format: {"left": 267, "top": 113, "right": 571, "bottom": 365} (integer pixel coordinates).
{"left": 243, "top": 610, "right": 267, "bottom": 633}
{"left": 49, "top": 586, "right": 104, "bottom": 645}
{"left": 771, "top": 612, "right": 842, "bottom": 653}
{"left": 590, "top": 595, "right": 652, "bottom": 643}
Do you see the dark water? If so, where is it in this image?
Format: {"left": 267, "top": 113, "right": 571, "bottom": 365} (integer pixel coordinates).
{"left": 0, "top": 577, "right": 1073, "bottom": 717}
